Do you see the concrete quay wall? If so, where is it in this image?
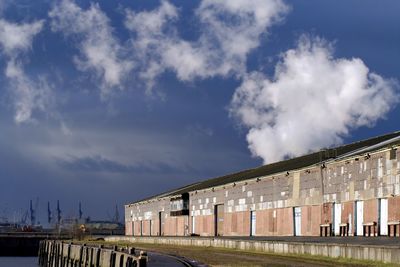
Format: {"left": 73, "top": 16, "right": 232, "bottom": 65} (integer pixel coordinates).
{"left": 38, "top": 240, "right": 147, "bottom": 267}
{"left": 106, "top": 236, "right": 400, "bottom": 264}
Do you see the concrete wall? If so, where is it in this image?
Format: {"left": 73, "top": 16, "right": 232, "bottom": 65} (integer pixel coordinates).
{"left": 38, "top": 240, "right": 146, "bottom": 267}
{"left": 125, "top": 146, "right": 400, "bottom": 237}
{"left": 107, "top": 236, "right": 400, "bottom": 264}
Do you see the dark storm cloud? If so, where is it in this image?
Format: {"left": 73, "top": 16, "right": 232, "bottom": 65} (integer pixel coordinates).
{"left": 56, "top": 155, "right": 180, "bottom": 174}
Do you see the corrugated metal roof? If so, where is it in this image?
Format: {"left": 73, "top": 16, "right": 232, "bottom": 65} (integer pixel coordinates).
{"left": 130, "top": 131, "right": 400, "bottom": 204}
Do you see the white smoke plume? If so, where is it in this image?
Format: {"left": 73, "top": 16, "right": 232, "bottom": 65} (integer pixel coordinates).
{"left": 49, "top": 0, "right": 133, "bottom": 97}
{"left": 0, "top": 18, "right": 51, "bottom": 123}
{"left": 230, "top": 36, "right": 399, "bottom": 164}
{"left": 124, "top": 0, "right": 289, "bottom": 92}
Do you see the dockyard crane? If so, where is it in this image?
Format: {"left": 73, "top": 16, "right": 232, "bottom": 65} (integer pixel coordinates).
{"left": 47, "top": 202, "right": 52, "bottom": 224}
{"left": 56, "top": 200, "right": 61, "bottom": 224}
{"left": 78, "top": 202, "right": 83, "bottom": 220}
{"left": 29, "top": 198, "right": 39, "bottom": 226}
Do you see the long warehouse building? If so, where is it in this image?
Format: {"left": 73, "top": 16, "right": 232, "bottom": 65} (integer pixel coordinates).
{"left": 125, "top": 131, "right": 400, "bottom": 237}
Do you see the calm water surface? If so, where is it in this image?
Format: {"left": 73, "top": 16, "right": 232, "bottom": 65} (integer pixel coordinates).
{"left": 0, "top": 257, "right": 37, "bottom": 267}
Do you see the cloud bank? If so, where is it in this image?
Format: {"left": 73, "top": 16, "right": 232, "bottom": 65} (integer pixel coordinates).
{"left": 230, "top": 36, "right": 399, "bottom": 164}
{"left": 49, "top": 0, "right": 133, "bottom": 97}
{"left": 125, "top": 0, "right": 288, "bottom": 91}
{"left": 47, "top": 0, "right": 289, "bottom": 95}
{"left": 0, "top": 18, "right": 51, "bottom": 123}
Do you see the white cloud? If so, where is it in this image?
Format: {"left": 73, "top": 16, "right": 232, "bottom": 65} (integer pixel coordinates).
{"left": 124, "top": 0, "right": 288, "bottom": 91}
{"left": 0, "top": 19, "right": 43, "bottom": 55}
{"left": 49, "top": 0, "right": 133, "bottom": 97}
{"left": 5, "top": 59, "right": 53, "bottom": 123}
{"left": 0, "top": 18, "right": 51, "bottom": 123}
{"left": 230, "top": 36, "right": 399, "bottom": 164}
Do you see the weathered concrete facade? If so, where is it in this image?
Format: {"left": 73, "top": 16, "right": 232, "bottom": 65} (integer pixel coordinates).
{"left": 125, "top": 132, "right": 400, "bottom": 237}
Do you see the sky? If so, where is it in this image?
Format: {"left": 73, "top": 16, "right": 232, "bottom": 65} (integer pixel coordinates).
{"left": 0, "top": 0, "right": 399, "bottom": 224}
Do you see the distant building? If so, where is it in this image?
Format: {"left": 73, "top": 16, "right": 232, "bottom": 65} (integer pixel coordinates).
{"left": 125, "top": 131, "right": 400, "bottom": 237}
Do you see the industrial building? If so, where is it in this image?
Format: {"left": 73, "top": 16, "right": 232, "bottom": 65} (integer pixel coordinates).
{"left": 125, "top": 131, "right": 400, "bottom": 237}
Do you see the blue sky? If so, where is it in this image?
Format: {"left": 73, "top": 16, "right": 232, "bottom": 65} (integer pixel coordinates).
{"left": 0, "top": 0, "right": 399, "bottom": 223}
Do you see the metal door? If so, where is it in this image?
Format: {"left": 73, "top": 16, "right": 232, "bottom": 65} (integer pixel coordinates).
{"left": 131, "top": 221, "right": 134, "bottom": 236}
{"left": 250, "top": 211, "right": 256, "bottom": 236}
{"left": 356, "top": 201, "right": 364, "bottom": 236}
{"left": 294, "top": 207, "right": 302, "bottom": 236}
{"left": 149, "top": 220, "right": 152, "bottom": 236}
{"left": 380, "top": 199, "right": 388, "bottom": 235}
{"left": 334, "top": 203, "right": 342, "bottom": 236}
{"left": 158, "top": 211, "right": 163, "bottom": 236}
{"left": 215, "top": 204, "right": 224, "bottom": 236}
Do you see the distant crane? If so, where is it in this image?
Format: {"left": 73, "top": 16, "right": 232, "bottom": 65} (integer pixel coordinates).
{"left": 47, "top": 202, "right": 52, "bottom": 224}
{"left": 29, "top": 198, "right": 39, "bottom": 226}
{"left": 78, "top": 202, "right": 83, "bottom": 220}
{"left": 20, "top": 210, "right": 28, "bottom": 225}
{"left": 114, "top": 204, "right": 119, "bottom": 223}
{"left": 56, "top": 200, "right": 61, "bottom": 224}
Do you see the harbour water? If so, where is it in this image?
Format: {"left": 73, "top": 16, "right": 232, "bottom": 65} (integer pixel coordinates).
{"left": 0, "top": 257, "right": 37, "bottom": 266}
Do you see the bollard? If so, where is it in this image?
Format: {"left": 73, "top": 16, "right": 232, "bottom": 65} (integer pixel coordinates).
{"left": 138, "top": 251, "right": 147, "bottom": 267}
{"left": 96, "top": 247, "right": 101, "bottom": 267}
{"left": 110, "top": 251, "right": 116, "bottom": 267}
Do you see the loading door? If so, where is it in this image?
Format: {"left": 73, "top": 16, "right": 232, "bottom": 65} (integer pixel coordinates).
{"left": 158, "top": 211, "right": 163, "bottom": 236}
{"left": 380, "top": 199, "right": 388, "bottom": 236}
{"left": 334, "top": 203, "right": 342, "bottom": 236}
{"left": 131, "top": 221, "right": 134, "bottom": 236}
{"left": 250, "top": 211, "right": 256, "bottom": 236}
{"left": 356, "top": 201, "right": 364, "bottom": 236}
{"left": 149, "top": 220, "right": 152, "bottom": 236}
{"left": 215, "top": 204, "right": 224, "bottom": 236}
{"left": 192, "top": 216, "right": 196, "bottom": 234}
{"left": 294, "top": 207, "right": 302, "bottom": 236}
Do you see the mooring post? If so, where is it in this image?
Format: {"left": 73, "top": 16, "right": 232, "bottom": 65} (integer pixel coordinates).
{"left": 138, "top": 251, "right": 147, "bottom": 267}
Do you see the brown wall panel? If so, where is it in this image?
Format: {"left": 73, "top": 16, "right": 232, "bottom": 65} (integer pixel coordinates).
{"left": 142, "top": 220, "right": 150, "bottom": 236}
{"left": 364, "top": 199, "right": 378, "bottom": 223}
{"left": 388, "top": 196, "right": 400, "bottom": 221}
{"left": 321, "top": 203, "right": 333, "bottom": 224}
{"left": 276, "top": 208, "right": 294, "bottom": 236}
{"left": 164, "top": 217, "right": 177, "bottom": 236}
{"left": 192, "top": 215, "right": 214, "bottom": 236}
{"left": 125, "top": 222, "right": 132, "bottom": 236}
{"left": 223, "top": 211, "right": 250, "bottom": 236}
{"left": 302, "top": 205, "right": 321, "bottom": 236}
{"left": 176, "top": 216, "right": 187, "bottom": 236}
{"left": 151, "top": 219, "right": 159, "bottom": 236}
{"left": 133, "top": 221, "right": 141, "bottom": 236}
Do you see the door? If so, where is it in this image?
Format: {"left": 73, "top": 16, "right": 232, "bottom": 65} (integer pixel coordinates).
{"left": 380, "top": 199, "right": 388, "bottom": 236}
{"left": 294, "top": 207, "right": 301, "bottom": 236}
{"left": 250, "top": 211, "right": 256, "bottom": 236}
{"left": 131, "top": 221, "right": 134, "bottom": 236}
{"left": 149, "top": 220, "right": 152, "bottom": 236}
{"left": 334, "top": 203, "right": 342, "bottom": 236}
{"left": 356, "top": 201, "right": 364, "bottom": 236}
{"left": 192, "top": 216, "right": 196, "bottom": 234}
{"left": 215, "top": 204, "right": 224, "bottom": 236}
{"left": 140, "top": 221, "right": 143, "bottom": 236}
{"left": 158, "top": 211, "right": 163, "bottom": 236}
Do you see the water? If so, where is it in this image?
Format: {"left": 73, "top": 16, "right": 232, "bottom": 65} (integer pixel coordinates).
{"left": 0, "top": 257, "right": 37, "bottom": 267}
